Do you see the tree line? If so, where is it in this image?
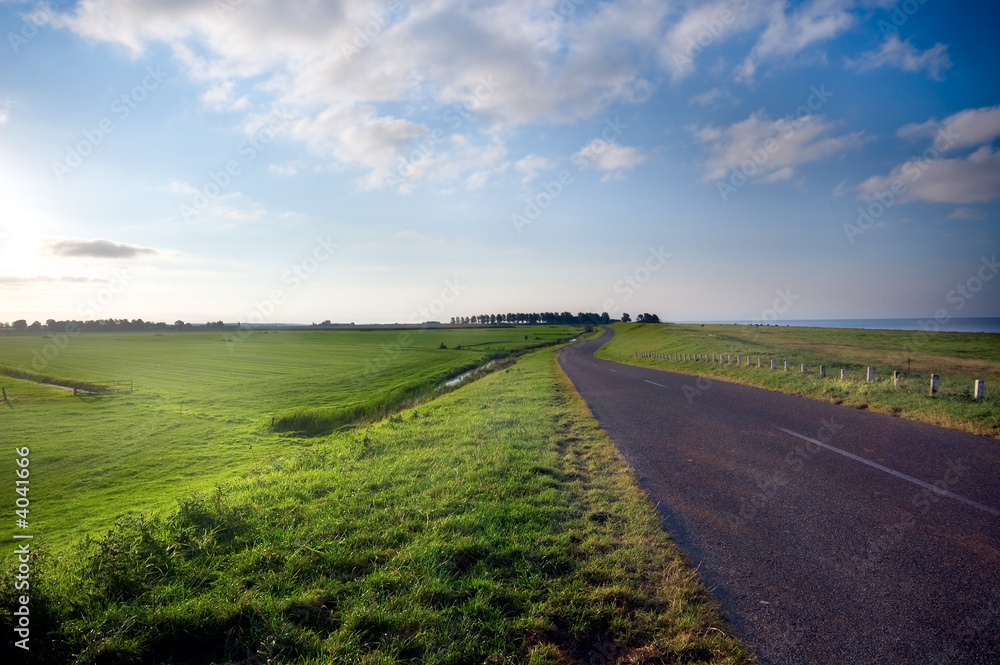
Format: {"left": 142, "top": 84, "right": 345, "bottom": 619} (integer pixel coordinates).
{"left": 450, "top": 312, "right": 661, "bottom": 325}
{"left": 0, "top": 319, "right": 227, "bottom": 333}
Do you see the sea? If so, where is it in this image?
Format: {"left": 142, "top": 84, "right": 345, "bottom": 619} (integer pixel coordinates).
{"left": 678, "top": 317, "right": 1000, "bottom": 334}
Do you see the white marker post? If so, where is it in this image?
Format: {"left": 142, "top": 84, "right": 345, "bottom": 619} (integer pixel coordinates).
{"left": 820, "top": 365, "right": 826, "bottom": 378}
{"left": 930, "top": 374, "right": 939, "bottom": 396}
{"left": 801, "top": 363, "right": 807, "bottom": 373}
{"left": 974, "top": 379, "right": 985, "bottom": 400}
{"left": 894, "top": 371, "right": 901, "bottom": 387}
{"left": 841, "top": 369, "right": 847, "bottom": 380}
{"left": 867, "top": 367, "right": 875, "bottom": 382}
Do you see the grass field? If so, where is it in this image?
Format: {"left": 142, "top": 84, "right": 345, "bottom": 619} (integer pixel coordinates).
{"left": 597, "top": 322, "right": 1000, "bottom": 437}
{"left": 1, "top": 343, "right": 752, "bottom": 664}
{"left": 0, "top": 327, "right": 581, "bottom": 548}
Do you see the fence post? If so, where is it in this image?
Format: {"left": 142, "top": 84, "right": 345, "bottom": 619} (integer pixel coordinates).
{"left": 784, "top": 361, "right": 789, "bottom": 371}
{"left": 975, "top": 379, "right": 985, "bottom": 400}
{"left": 820, "top": 365, "right": 826, "bottom": 378}
{"left": 758, "top": 357, "right": 762, "bottom": 368}
{"left": 867, "top": 367, "right": 875, "bottom": 382}
{"left": 771, "top": 358, "right": 775, "bottom": 370}
{"left": 841, "top": 369, "right": 847, "bottom": 380}
{"left": 736, "top": 355, "right": 741, "bottom": 365}
{"left": 930, "top": 374, "right": 939, "bottom": 395}
{"left": 801, "top": 363, "right": 807, "bottom": 373}
{"left": 893, "top": 371, "right": 901, "bottom": 387}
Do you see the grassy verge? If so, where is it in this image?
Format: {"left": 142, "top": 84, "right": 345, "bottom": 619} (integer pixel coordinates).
{"left": 0, "top": 327, "right": 583, "bottom": 549}
{"left": 597, "top": 323, "right": 1000, "bottom": 437}
{"left": 2, "top": 348, "right": 752, "bottom": 664}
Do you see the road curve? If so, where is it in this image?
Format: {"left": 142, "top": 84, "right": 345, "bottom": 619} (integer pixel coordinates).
{"left": 558, "top": 327, "right": 1000, "bottom": 665}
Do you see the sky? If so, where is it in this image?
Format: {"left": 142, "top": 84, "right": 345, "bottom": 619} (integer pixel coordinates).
{"left": 0, "top": 0, "right": 998, "bottom": 325}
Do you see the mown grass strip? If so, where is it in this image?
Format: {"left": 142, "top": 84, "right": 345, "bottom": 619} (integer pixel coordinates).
{"left": 2, "top": 348, "right": 752, "bottom": 664}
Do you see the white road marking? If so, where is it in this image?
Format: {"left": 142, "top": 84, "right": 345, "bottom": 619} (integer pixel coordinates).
{"left": 777, "top": 427, "right": 1000, "bottom": 518}
{"left": 608, "top": 369, "right": 617, "bottom": 373}
{"left": 644, "top": 379, "right": 665, "bottom": 388}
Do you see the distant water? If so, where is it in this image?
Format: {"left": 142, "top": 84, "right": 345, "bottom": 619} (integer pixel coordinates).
{"left": 679, "top": 317, "right": 1000, "bottom": 334}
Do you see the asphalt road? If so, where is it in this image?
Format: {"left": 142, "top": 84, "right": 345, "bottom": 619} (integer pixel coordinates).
{"left": 558, "top": 327, "right": 1000, "bottom": 665}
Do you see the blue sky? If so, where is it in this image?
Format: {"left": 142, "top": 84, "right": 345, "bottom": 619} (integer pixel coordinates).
{"left": 1, "top": 0, "right": 998, "bottom": 324}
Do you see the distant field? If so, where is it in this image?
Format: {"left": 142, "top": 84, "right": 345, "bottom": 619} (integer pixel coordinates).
{"left": 598, "top": 323, "right": 1000, "bottom": 437}
{"left": 0, "top": 326, "right": 581, "bottom": 548}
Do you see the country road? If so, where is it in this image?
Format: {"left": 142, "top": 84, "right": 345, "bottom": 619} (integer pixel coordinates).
{"left": 558, "top": 327, "right": 1000, "bottom": 665}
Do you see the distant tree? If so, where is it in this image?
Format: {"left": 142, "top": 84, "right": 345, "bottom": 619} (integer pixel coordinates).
{"left": 28, "top": 321, "right": 42, "bottom": 332}
{"left": 174, "top": 320, "right": 185, "bottom": 327}
{"left": 600, "top": 312, "right": 610, "bottom": 324}
{"left": 490, "top": 314, "right": 496, "bottom": 325}
{"left": 12, "top": 319, "right": 27, "bottom": 332}
{"left": 621, "top": 313, "right": 631, "bottom": 323}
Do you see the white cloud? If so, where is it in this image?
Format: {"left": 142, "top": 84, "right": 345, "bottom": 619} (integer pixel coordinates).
{"left": 897, "top": 105, "right": 1000, "bottom": 152}
{"left": 692, "top": 111, "right": 868, "bottom": 182}
{"left": 660, "top": 0, "right": 766, "bottom": 80}
{"left": 166, "top": 180, "right": 269, "bottom": 224}
{"left": 54, "top": 0, "right": 673, "bottom": 190}
{"left": 269, "top": 162, "right": 300, "bottom": 176}
{"left": 857, "top": 106, "right": 1000, "bottom": 206}
{"left": 858, "top": 146, "right": 1000, "bottom": 204}
{"left": 48, "top": 0, "right": 913, "bottom": 193}
{"left": 847, "top": 34, "right": 952, "bottom": 80}
{"left": 201, "top": 81, "right": 249, "bottom": 111}
{"left": 573, "top": 141, "right": 646, "bottom": 181}
{"left": 946, "top": 207, "right": 987, "bottom": 221}
{"left": 0, "top": 109, "right": 8, "bottom": 124}
{"left": 689, "top": 87, "right": 740, "bottom": 107}
{"left": 737, "top": 0, "right": 856, "bottom": 81}
{"left": 514, "top": 154, "right": 554, "bottom": 186}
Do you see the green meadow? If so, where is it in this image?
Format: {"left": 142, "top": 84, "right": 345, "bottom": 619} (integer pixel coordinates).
{"left": 0, "top": 331, "right": 751, "bottom": 664}
{"left": 598, "top": 322, "right": 1000, "bottom": 437}
{"left": 0, "top": 327, "right": 579, "bottom": 548}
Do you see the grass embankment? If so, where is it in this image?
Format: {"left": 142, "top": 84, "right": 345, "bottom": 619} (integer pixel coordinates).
{"left": 1, "top": 349, "right": 752, "bottom": 664}
{"left": 598, "top": 323, "right": 1000, "bottom": 437}
{"left": 0, "top": 328, "right": 580, "bottom": 547}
